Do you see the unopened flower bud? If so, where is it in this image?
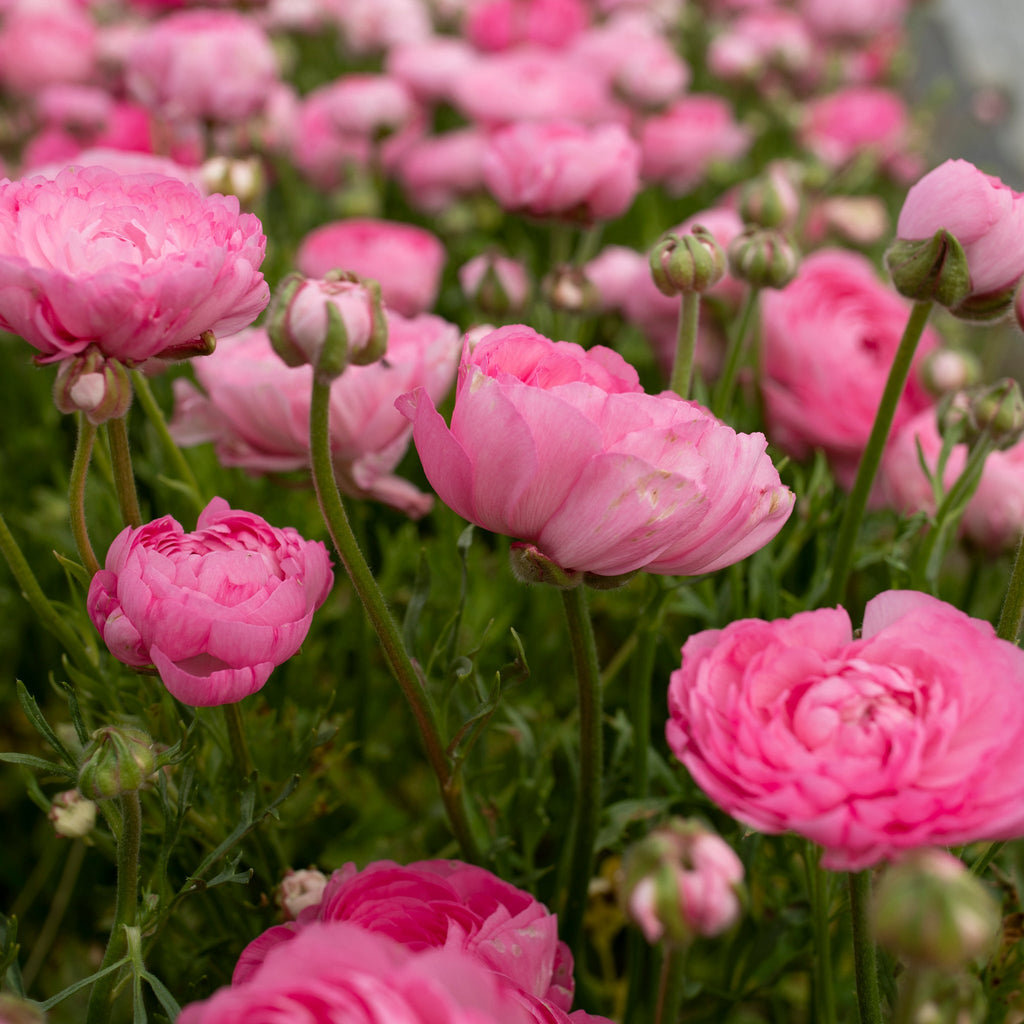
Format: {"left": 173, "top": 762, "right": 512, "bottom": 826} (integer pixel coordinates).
{"left": 53, "top": 348, "right": 132, "bottom": 425}
{"left": 459, "top": 253, "right": 530, "bottom": 317}
{"left": 619, "top": 819, "right": 744, "bottom": 947}
{"left": 268, "top": 271, "right": 388, "bottom": 379}
{"left": 920, "top": 349, "right": 982, "bottom": 397}
{"left": 509, "top": 542, "right": 583, "bottom": 589}
{"left": 872, "top": 849, "right": 1000, "bottom": 969}
{"left": 885, "top": 229, "right": 972, "bottom": 308}
{"left": 739, "top": 163, "right": 801, "bottom": 229}
{"left": 727, "top": 228, "right": 800, "bottom": 289}
{"left": 949, "top": 284, "right": 1018, "bottom": 323}
{"left": 815, "top": 196, "right": 890, "bottom": 246}
{"left": 78, "top": 725, "right": 158, "bottom": 801}
{"left": 964, "top": 378, "right": 1024, "bottom": 449}
{"left": 278, "top": 868, "right": 328, "bottom": 920}
{"left": 650, "top": 227, "right": 726, "bottom": 296}
{"left": 200, "top": 156, "right": 266, "bottom": 210}
{"left": 542, "top": 265, "right": 599, "bottom": 313}
{"left": 48, "top": 789, "right": 97, "bottom": 838}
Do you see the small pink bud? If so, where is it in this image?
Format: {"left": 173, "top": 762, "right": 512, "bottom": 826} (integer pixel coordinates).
{"left": 541, "top": 265, "right": 599, "bottom": 313}
{"left": 48, "top": 789, "right": 97, "bottom": 838}
{"left": 920, "top": 349, "right": 981, "bottom": 397}
{"left": 278, "top": 868, "right": 328, "bottom": 920}
{"left": 52, "top": 348, "right": 132, "bottom": 424}
{"left": 459, "top": 253, "right": 530, "bottom": 317}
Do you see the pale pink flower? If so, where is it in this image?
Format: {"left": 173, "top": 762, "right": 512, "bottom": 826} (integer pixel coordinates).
{"left": 483, "top": 120, "right": 641, "bottom": 223}
{"left": 24, "top": 148, "right": 206, "bottom": 189}
{"left": 87, "top": 498, "right": 334, "bottom": 707}
{"left": 466, "top": 0, "right": 590, "bottom": 51}
{"left": 395, "top": 128, "right": 488, "bottom": 212}
{"left": 322, "top": 0, "right": 433, "bottom": 54}
{"left": 459, "top": 253, "right": 530, "bottom": 312}
{"left": 897, "top": 159, "right": 1024, "bottom": 299}
{"left": 760, "top": 249, "right": 939, "bottom": 489}
{"left": 296, "top": 218, "right": 445, "bottom": 316}
{"left": 0, "top": 166, "right": 268, "bottom": 364}
{"left": 386, "top": 36, "right": 478, "bottom": 103}
{"left": 707, "top": 9, "right": 815, "bottom": 82}
{"left": 125, "top": 11, "right": 279, "bottom": 126}
{"left": 666, "top": 590, "right": 1024, "bottom": 870}
{"left": 584, "top": 245, "right": 650, "bottom": 312}
{"left": 799, "top": 0, "right": 908, "bottom": 40}
{"left": 397, "top": 325, "right": 793, "bottom": 577}
{"left": 304, "top": 73, "right": 418, "bottom": 139}
{"left": 639, "top": 95, "right": 751, "bottom": 196}
{"left": 278, "top": 869, "right": 328, "bottom": 920}
{"left": 0, "top": 7, "right": 97, "bottom": 95}
{"left": 170, "top": 317, "right": 459, "bottom": 518}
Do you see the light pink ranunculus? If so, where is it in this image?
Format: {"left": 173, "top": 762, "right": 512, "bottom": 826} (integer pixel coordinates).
{"left": 0, "top": 166, "right": 269, "bottom": 364}
{"left": 325, "top": 0, "right": 433, "bottom": 55}
{"left": 23, "top": 148, "right": 206, "bottom": 190}
{"left": 483, "top": 120, "right": 640, "bottom": 223}
{"left": 296, "top": 218, "right": 445, "bottom": 316}
{"left": 760, "top": 249, "right": 939, "bottom": 489}
{"left": 86, "top": 498, "right": 334, "bottom": 707}
{"left": 125, "top": 10, "right": 279, "bottom": 126}
{"left": 666, "top": 590, "right": 1024, "bottom": 870}
{"left": 395, "top": 128, "right": 488, "bottom": 213}
{"left": 799, "top": 0, "right": 908, "bottom": 40}
{"left": 639, "top": 95, "right": 751, "bottom": 196}
{"left": 707, "top": 9, "right": 815, "bottom": 83}
{"left": 0, "top": 7, "right": 97, "bottom": 95}
{"left": 386, "top": 36, "right": 478, "bottom": 103}
{"left": 233, "top": 859, "right": 575, "bottom": 1012}
{"left": 896, "top": 159, "right": 1024, "bottom": 299}
{"left": 397, "top": 325, "right": 794, "bottom": 577}
{"left": 459, "top": 253, "right": 530, "bottom": 313}
{"left": 170, "top": 317, "right": 459, "bottom": 518}
{"left": 466, "top": 0, "right": 590, "bottom": 51}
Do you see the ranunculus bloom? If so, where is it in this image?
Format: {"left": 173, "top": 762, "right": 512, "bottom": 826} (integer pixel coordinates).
{"left": 397, "top": 325, "right": 793, "bottom": 577}
{"left": 466, "top": 0, "right": 590, "bottom": 51}
{"left": 666, "top": 590, "right": 1024, "bottom": 870}
{"left": 483, "top": 120, "right": 641, "bottom": 223}
{"left": 0, "top": 7, "right": 97, "bottom": 95}
{"left": 760, "top": 249, "right": 939, "bottom": 489}
{"left": 706, "top": 9, "right": 814, "bottom": 83}
{"left": 170, "top": 317, "right": 460, "bottom": 518}
{"left": 87, "top": 498, "right": 334, "bottom": 706}
{"left": 799, "top": 0, "right": 908, "bottom": 40}
{"left": 395, "top": 128, "right": 488, "bottom": 213}
{"left": 233, "top": 858, "right": 575, "bottom": 1013}
{"left": 0, "top": 166, "right": 269, "bottom": 364}
{"left": 896, "top": 159, "right": 1024, "bottom": 298}
{"left": 296, "top": 218, "right": 445, "bottom": 317}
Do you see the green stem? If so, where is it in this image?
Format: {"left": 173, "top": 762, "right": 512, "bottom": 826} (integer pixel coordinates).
{"left": 223, "top": 703, "right": 254, "bottom": 781}
{"left": 711, "top": 287, "right": 760, "bottom": 417}
{"left": 22, "top": 840, "right": 86, "bottom": 988}
{"left": 630, "top": 587, "right": 670, "bottom": 801}
{"left": 106, "top": 415, "right": 142, "bottom": 528}
{"left": 559, "top": 585, "right": 603, "bottom": 958}
{"left": 69, "top": 416, "right": 101, "bottom": 575}
{"left": 825, "top": 300, "right": 933, "bottom": 607}
{"left": 998, "top": 531, "right": 1024, "bottom": 643}
{"left": 308, "top": 371, "right": 483, "bottom": 864}
{"left": 669, "top": 291, "right": 701, "bottom": 400}
{"left": 848, "top": 870, "right": 883, "bottom": 1024}
{"left": 654, "top": 945, "right": 689, "bottom": 1024}
{"left": 805, "top": 843, "right": 838, "bottom": 1024}
{"left": 85, "top": 791, "right": 141, "bottom": 1024}
{"left": 131, "top": 371, "right": 206, "bottom": 513}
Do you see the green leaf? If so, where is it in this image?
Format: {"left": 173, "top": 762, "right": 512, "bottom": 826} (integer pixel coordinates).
{"left": 15, "top": 680, "right": 76, "bottom": 768}
{"left": 142, "top": 970, "right": 181, "bottom": 1019}
{"left": 0, "top": 752, "right": 75, "bottom": 778}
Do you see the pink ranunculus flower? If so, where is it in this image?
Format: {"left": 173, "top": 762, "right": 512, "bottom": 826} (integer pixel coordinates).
{"left": 386, "top": 36, "right": 478, "bottom": 103}
{"left": 466, "top": 0, "right": 590, "bottom": 51}
{"left": 87, "top": 498, "right": 334, "bottom": 707}
{"left": 707, "top": 9, "right": 815, "bottom": 84}
{"left": 896, "top": 159, "right": 1024, "bottom": 299}
{"left": 799, "top": 0, "right": 908, "bottom": 40}
{"left": 760, "top": 249, "right": 939, "bottom": 489}
{"left": 395, "top": 128, "right": 488, "bottom": 213}
{"left": 170, "top": 317, "right": 460, "bottom": 518}
{"left": 0, "top": 7, "right": 98, "bottom": 95}
{"left": 180, "top": 922, "right": 582, "bottom": 1024}
{"left": 483, "top": 120, "right": 641, "bottom": 223}
{"left": 296, "top": 218, "right": 445, "bottom": 317}
{"left": 0, "top": 166, "right": 268, "bottom": 364}
{"left": 666, "top": 590, "right": 1024, "bottom": 870}
{"left": 233, "top": 859, "right": 575, "bottom": 1013}
{"left": 397, "top": 325, "right": 794, "bottom": 578}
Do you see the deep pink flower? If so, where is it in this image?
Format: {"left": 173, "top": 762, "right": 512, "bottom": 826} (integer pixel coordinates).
{"left": 233, "top": 859, "right": 575, "bottom": 1011}
{"left": 296, "top": 218, "right": 445, "bottom": 317}
{"left": 397, "top": 325, "right": 793, "bottom": 578}
{"left": 170, "top": 318, "right": 459, "bottom": 518}
{"left": 483, "top": 120, "right": 641, "bottom": 223}
{"left": 666, "top": 590, "right": 1024, "bottom": 870}
{"left": 87, "top": 498, "right": 334, "bottom": 706}
{"left": 760, "top": 249, "right": 939, "bottom": 489}
{"left": 897, "top": 159, "right": 1024, "bottom": 298}
{"left": 0, "top": 166, "right": 268, "bottom": 364}
{"left": 466, "top": 0, "right": 590, "bottom": 51}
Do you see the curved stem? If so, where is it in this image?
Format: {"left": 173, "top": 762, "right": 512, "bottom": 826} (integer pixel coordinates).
{"left": 825, "top": 300, "right": 933, "bottom": 607}
{"left": 559, "top": 585, "right": 603, "bottom": 958}
{"left": 669, "top": 291, "right": 701, "bottom": 400}
{"left": 85, "top": 791, "right": 141, "bottom": 1024}
{"left": 308, "top": 371, "right": 483, "bottom": 864}
{"left": 711, "top": 287, "right": 760, "bottom": 417}
{"left": 848, "top": 870, "right": 883, "bottom": 1024}
{"left": 106, "top": 415, "right": 142, "bottom": 528}
{"left": 69, "top": 416, "right": 101, "bottom": 575}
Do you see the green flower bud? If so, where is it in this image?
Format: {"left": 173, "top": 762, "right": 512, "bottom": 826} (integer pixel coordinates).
{"left": 650, "top": 226, "right": 726, "bottom": 296}
{"left": 727, "top": 228, "right": 800, "bottom": 289}
{"left": 964, "top": 378, "right": 1024, "bottom": 449}
{"left": 52, "top": 348, "right": 132, "bottom": 425}
{"left": 78, "top": 725, "right": 158, "bottom": 801}
{"left": 509, "top": 542, "right": 582, "bottom": 589}
{"left": 885, "top": 229, "right": 972, "bottom": 308}
{"left": 738, "top": 163, "right": 801, "bottom": 229}
{"left": 949, "top": 284, "right": 1018, "bottom": 323}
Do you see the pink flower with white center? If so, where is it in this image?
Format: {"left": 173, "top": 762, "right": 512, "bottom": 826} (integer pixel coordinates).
{"left": 666, "top": 590, "right": 1024, "bottom": 870}
{"left": 0, "top": 166, "right": 268, "bottom": 364}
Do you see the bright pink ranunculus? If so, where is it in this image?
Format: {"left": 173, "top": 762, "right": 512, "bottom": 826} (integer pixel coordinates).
{"left": 180, "top": 922, "right": 575, "bottom": 1024}
{"left": 397, "top": 325, "right": 793, "bottom": 577}
{"left": 87, "top": 498, "right": 334, "bottom": 706}
{"left": 760, "top": 249, "right": 939, "bottom": 489}
{"left": 0, "top": 166, "right": 268, "bottom": 364}
{"left": 483, "top": 120, "right": 640, "bottom": 223}
{"left": 466, "top": 0, "right": 590, "bottom": 51}
{"left": 666, "top": 590, "right": 1024, "bottom": 870}
{"left": 896, "top": 159, "right": 1024, "bottom": 299}
{"left": 296, "top": 218, "right": 445, "bottom": 316}
{"left": 170, "top": 316, "right": 460, "bottom": 518}
{"left": 233, "top": 859, "right": 575, "bottom": 1012}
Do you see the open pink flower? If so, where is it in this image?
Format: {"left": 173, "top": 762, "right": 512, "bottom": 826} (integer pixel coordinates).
{"left": 397, "top": 325, "right": 793, "bottom": 578}
{"left": 87, "top": 498, "right": 333, "bottom": 706}
{"left": 666, "top": 590, "right": 1024, "bottom": 870}
{"left": 0, "top": 166, "right": 268, "bottom": 364}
